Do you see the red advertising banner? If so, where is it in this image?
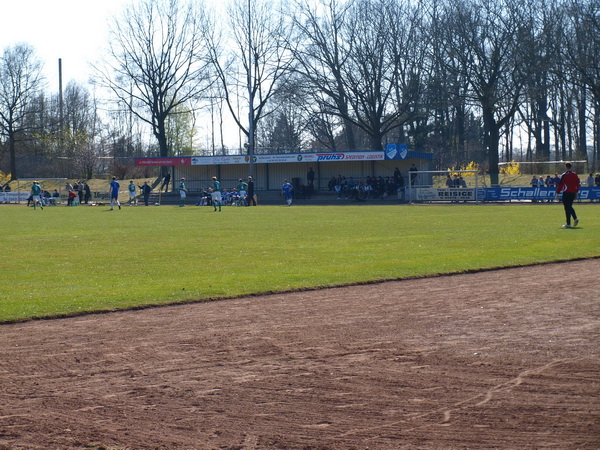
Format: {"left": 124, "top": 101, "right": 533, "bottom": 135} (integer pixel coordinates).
{"left": 135, "top": 157, "right": 192, "bottom": 166}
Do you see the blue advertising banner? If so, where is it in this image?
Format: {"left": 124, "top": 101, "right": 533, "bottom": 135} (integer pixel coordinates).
{"left": 484, "top": 187, "right": 600, "bottom": 201}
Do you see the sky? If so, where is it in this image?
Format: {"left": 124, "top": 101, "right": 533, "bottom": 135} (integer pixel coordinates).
{"left": 0, "top": 0, "right": 238, "bottom": 147}
{"left": 0, "top": 0, "right": 225, "bottom": 92}
{"left": 0, "top": 0, "right": 130, "bottom": 91}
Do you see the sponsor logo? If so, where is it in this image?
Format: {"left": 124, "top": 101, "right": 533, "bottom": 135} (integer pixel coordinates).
{"left": 385, "top": 145, "right": 397, "bottom": 159}
{"left": 317, "top": 153, "right": 345, "bottom": 161}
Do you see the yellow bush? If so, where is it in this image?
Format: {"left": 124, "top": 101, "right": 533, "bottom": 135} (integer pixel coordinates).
{"left": 447, "top": 161, "right": 479, "bottom": 177}
{"left": 500, "top": 161, "right": 521, "bottom": 175}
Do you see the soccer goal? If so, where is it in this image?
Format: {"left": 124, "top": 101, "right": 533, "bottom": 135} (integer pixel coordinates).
{"left": 13, "top": 178, "right": 68, "bottom": 204}
{"left": 407, "top": 170, "right": 481, "bottom": 203}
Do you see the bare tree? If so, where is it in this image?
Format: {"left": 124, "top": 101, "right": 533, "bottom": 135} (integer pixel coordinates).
{"left": 0, "top": 43, "right": 44, "bottom": 179}
{"left": 291, "top": 0, "right": 358, "bottom": 150}
{"left": 208, "top": 0, "right": 294, "bottom": 153}
{"left": 95, "top": 0, "right": 213, "bottom": 163}
{"left": 441, "top": 0, "right": 531, "bottom": 185}
{"left": 562, "top": 0, "right": 600, "bottom": 164}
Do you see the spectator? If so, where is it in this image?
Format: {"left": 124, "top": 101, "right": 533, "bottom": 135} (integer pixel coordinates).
{"left": 247, "top": 176, "right": 256, "bottom": 206}
{"left": 138, "top": 181, "right": 152, "bottom": 206}
{"left": 445, "top": 174, "right": 453, "bottom": 188}
{"left": 307, "top": 167, "right": 315, "bottom": 186}
{"left": 161, "top": 171, "right": 171, "bottom": 192}
{"left": 77, "top": 182, "right": 84, "bottom": 204}
{"left": 587, "top": 173, "right": 594, "bottom": 187}
{"left": 84, "top": 182, "right": 91, "bottom": 204}
{"left": 67, "top": 190, "right": 77, "bottom": 206}
{"left": 50, "top": 189, "right": 60, "bottom": 205}
{"left": 328, "top": 177, "right": 336, "bottom": 191}
{"left": 409, "top": 163, "right": 418, "bottom": 185}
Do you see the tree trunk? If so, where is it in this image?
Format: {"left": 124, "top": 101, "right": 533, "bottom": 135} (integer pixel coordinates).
{"left": 9, "top": 130, "right": 17, "bottom": 180}
{"left": 483, "top": 109, "right": 500, "bottom": 186}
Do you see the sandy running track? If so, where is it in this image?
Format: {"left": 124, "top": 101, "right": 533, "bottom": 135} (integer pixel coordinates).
{"left": 1, "top": 259, "right": 599, "bottom": 449}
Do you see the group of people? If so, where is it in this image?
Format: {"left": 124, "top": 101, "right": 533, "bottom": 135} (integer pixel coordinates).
{"left": 109, "top": 178, "right": 155, "bottom": 209}
{"left": 64, "top": 181, "right": 92, "bottom": 205}
{"left": 328, "top": 170, "right": 406, "bottom": 202}
{"left": 27, "top": 183, "right": 70, "bottom": 208}
{"left": 178, "top": 176, "right": 258, "bottom": 209}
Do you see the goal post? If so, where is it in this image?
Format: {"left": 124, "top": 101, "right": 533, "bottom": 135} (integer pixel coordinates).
{"left": 7, "top": 178, "right": 68, "bottom": 204}
{"left": 407, "top": 170, "right": 481, "bottom": 203}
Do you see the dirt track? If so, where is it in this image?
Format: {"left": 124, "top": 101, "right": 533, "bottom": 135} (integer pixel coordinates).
{"left": 1, "top": 260, "right": 599, "bottom": 449}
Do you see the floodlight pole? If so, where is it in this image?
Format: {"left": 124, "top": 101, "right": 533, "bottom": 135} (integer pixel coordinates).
{"left": 247, "top": 0, "right": 255, "bottom": 179}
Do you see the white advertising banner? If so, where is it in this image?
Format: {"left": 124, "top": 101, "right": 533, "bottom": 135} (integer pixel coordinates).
{"left": 191, "top": 155, "right": 248, "bottom": 165}
{"left": 415, "top": 188, "right": 477, "bottom": 202}
{"left": 0, "top": 192, "right": 30, "bottom": 202}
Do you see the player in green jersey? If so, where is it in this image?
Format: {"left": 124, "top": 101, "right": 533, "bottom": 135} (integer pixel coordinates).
{"left": 30, "top": 181, "right": 43, "bottom": 210}
{"left": 211, "top": 176, "right": 222, "bottom": 211}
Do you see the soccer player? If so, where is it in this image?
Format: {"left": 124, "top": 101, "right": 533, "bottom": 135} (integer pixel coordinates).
{"left": 128, "top": 180, "right": 137, "bottom": 205}
{"left": 556, "top": 162, "right": 580, "bottom": 228}
{"left": 236, "top": 178, "right": 248, "bottom": 205}
{"left": 179, "top": 178, "right": 187, "bottom": 207}
{"left": 30, "top": 181, "right": 43, "bottom": 210}
{"left": 109, "top": 177, "right": 121, "bottom": 210}
{"left": 282, "top": 179, "right": 293, "bottom": 206}
{"left": 211, "top": 176, "right": 222, "bottom": 211}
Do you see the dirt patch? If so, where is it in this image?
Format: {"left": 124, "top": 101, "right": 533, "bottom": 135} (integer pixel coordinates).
{"left": 1, "top": 260, "right": 599, "bottom": 449}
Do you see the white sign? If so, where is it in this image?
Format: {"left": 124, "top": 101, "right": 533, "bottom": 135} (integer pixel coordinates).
{"left": 191, "top": 155, "right": 248, "bottom": 165}
{"left": 0, "top": 192, "right": 30, "bottom": 202}
{"left": 416, "top": 188, "right": 476, "bottom": 202}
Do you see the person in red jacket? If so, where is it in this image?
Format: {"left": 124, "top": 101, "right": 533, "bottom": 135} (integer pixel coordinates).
{"left": 556, "top": 162, "right": 580, "bottom": 228}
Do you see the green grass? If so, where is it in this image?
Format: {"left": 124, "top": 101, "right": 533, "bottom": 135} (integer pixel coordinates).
{"left": 1, "top": 202, "right": 599, "bottom": 323}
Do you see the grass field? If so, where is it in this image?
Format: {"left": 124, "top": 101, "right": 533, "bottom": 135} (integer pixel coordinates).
{"left": 1, "top": 202, "right": 599, "bottom": 323}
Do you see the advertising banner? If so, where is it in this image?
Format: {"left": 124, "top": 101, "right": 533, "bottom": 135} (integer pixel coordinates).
{"left": 136, "top": 157, "right": 191, "bottom": 166}
{"left": 191, "top": 155, "right": 248, "bottom": 165}
{"left": 0, "top": 192, "right": 30, "bottom": 202}
{"left": 314, "top": 152, "right": 384, "bottom": 162}
{"left": 415, "top": 188, "right": 480, "bottom": 202}
{"left": 484, "top": 187, "right": 600, "bottom": 201}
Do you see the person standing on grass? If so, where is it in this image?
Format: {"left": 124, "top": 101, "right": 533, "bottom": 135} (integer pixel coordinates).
{"left": 282, "top": 179, "right": 293, "bottom": 206}
{"left": 109, "top": 177, "right": 121, "bottom": 210}
{"left": 556, "top": 163, "right": 580, "bottom": 228}
{"left": 138, "top": 181, "right": 152, "bottom": 206}
{"left": 128, "top": 180, "right": 138, "bottom": 206}
{"left": 247, "top": 176, "right": 256, "bottom": 206}
{"left": 211, "top": 176, "right": 222, "bottom": 211}
{"left": 178, "top": 178, "right": 187, "bottom": 207}
{"left": 84, "top": 182, "right": 91, "bottom": 204}
{"left": 30, "top": 181, "right": 43, "bottom": 210}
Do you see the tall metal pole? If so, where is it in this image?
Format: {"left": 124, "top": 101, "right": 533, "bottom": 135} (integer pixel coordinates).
{"left": 58, "top": 58, "right": 64, "bottom": 154}
{"left": 247, "top": 0, "right": 255, "bottom": 178}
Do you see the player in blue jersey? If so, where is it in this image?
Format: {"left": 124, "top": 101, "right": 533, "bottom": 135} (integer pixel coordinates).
{"left": 109, "top": 177, "right": 121, "bottom": 210}
{"left": 282, "top": 179, "right": 293, "bottom": 206}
